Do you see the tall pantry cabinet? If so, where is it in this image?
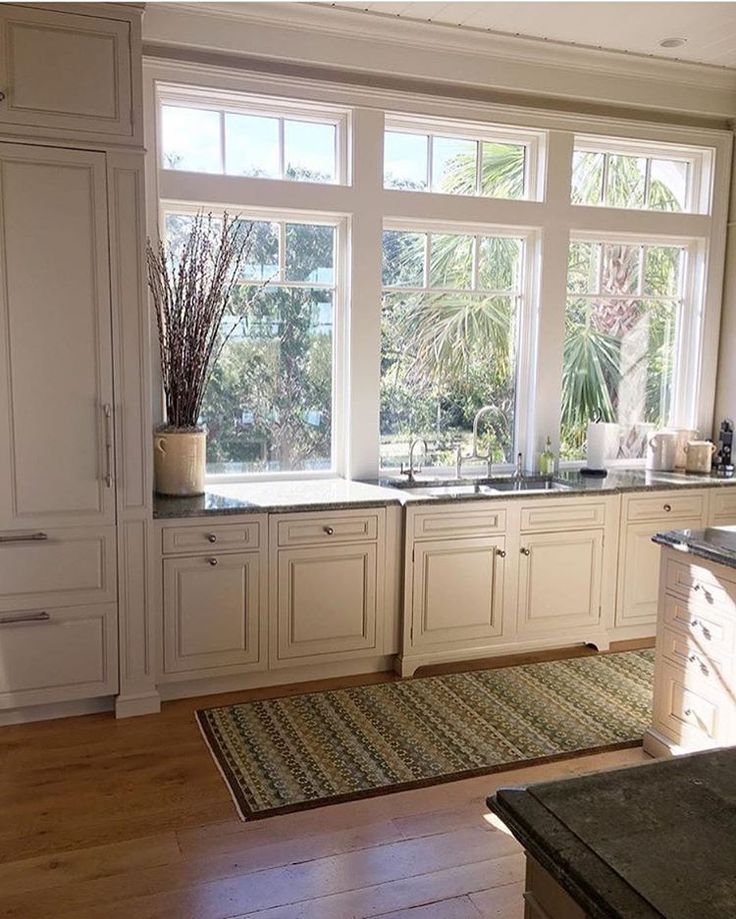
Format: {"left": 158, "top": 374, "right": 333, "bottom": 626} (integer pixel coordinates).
{"left": 0, "top": 3, "right": 156, "bottom": 720}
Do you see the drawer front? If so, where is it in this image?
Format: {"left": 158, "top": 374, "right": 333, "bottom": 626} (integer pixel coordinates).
{"left": 0, "top": 527, "right": 117, "bottom": 611}
{"left": 162, "top": 522, "right": 261, "bottom": 555}
{"left": 520, "top": 501, "right": 605, "bottom": 533}
{"left": 664, "top": 556, "right": 736, "bottom": 609}
{"left": 276, "top": 512, "right": 379, "bottom": 547}
{"left": 626, "top": 491, "right": 705, "bottom": 522}
{"left": 653, "top": 658, "right": 733, "bottom": 748}
{"left": 662, "top": 592, "right": 736, "bottom": 656}
{"left": 412, "top": 507, "right": 506, "bottom": 540}
{"left": 709, "top": 489, "right": 736, "bottom": 522}
{"left": 0, "top": 603, "right": 118, "bottom": 708}
{"left": 660, "top": 625, "right": 730, "bottom": 681}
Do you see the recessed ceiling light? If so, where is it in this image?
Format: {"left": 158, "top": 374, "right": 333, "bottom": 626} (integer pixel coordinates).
{"left": 659, "top": 37, "right": 687, "bottom": 48}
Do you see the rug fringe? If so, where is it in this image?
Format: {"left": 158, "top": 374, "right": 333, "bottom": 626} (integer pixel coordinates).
{"left": 195, "top": 712, "right": 248, "bottom": 822}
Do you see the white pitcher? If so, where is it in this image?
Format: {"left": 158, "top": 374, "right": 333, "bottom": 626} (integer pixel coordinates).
{"left": 646, "top": 431, "right": 679, "bottom": 471}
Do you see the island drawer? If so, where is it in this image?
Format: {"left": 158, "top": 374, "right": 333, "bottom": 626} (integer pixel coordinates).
{"left": 626, "top": 491, "right": 705, "bottom": 522}
{"left": 162, "top": 522, "right": 261, "bottom": 555}
{"left": 664, "top": 556, "right": 736, "bottom": 609}
{"left": 662, "top": 593, "right": 736, "bottom": 656}
{"left": 652, "top": 657, "right": 734, "bottom": 748}
{"left": 709, "top": 489, "right": 736, "bottom": 523}
{"left": 276, "top": 511, "right": 380, "bottom": 547}
{"left": 519, "top": 500, "right": 605, "bottom": 532}
{"left": 660, "top": 625, "right": 731, "bottom": 681}
{"left": 412, "top": 506, "right": 506, "bottom": 539}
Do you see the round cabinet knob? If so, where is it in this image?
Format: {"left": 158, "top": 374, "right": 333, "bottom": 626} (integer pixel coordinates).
{"left": 663, "top": 503, "right": 672, "bottom": 512}
{"left": 520, "top": 547, "right": 531, "bottom": 556}
{"left": 496, "top": 549, "right": 506, "bottom": 558}
{"left": 323, "top": 526, "right": 335, "bottom": 535}
{"left": 207, "top": 533, "right": 217, "bottom": 543}
{"left": 207, "top": 557, "right": 218, "bottom": 566}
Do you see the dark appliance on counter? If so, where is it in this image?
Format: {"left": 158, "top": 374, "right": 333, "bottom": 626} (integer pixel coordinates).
{"left": 714, "top": 418, "right": 734, "bottom": 476}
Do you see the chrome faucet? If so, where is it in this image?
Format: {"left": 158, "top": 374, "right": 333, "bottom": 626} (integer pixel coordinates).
{"left": 513, "top": 452, "right": 524, "bottom": 480}
{"left": 472, "top": 406, "right": 501, "bottom": 477}
{"left": 401, "top": 438, "right": 428, "bottom": 483}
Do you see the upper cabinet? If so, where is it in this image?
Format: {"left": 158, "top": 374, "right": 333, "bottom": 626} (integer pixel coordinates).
{"left": 0, "top": 4, "right": 141, "bottom": 144}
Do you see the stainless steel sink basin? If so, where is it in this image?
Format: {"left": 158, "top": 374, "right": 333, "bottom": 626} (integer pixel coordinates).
{"left": 397, "top": 478, "right": 573, "bottom": 497}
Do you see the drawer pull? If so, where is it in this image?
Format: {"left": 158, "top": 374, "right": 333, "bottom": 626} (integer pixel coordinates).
{"left": 689, "top": 653, "right": 697, "bottom": 662}
{"left": 684, "top": 707, "right": 693, "bottom": 717}
{"left": 0, "top": 531, "right": 48, "bottom": 543}
{"left": 496, "top": 549, "right": 506, "bottom": 558}
{"left": 520, "top": 547, "right": 530, "bottom": 556}
{"left": 663, "top": 503, "right": 672, "bottom": 512}
{"left": 0, "top": 91, "right": 5, "bottom": 103}
{"left": 323, "top": 526, "right": 335, "bottom": 535}
{"left": 103, "top": 403, "right": 113, "bottom": 488}
{"left": 0, "top": 611, "right": 50, "bottom": 625}
{"left": 207, "top": 557, "right": 218, "bottom": 566}
{"left": 693, "top": 583, "right": 701, "bottom": 591}
{"left": 207, "top": 533, "right": 217, "bottom": 543}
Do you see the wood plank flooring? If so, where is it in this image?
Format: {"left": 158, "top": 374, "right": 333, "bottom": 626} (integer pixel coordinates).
{"left": 0, "top": 645, "right": 652, "bottom": 919}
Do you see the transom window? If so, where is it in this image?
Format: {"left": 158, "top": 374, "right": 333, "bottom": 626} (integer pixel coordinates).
{"left": 561, "top": 238, "right": 690, "bottom": 460}
{"left": 384, "top": 116, "right": 539, "bottom": 199}
{"left": 571, "top": 135, "right": 713, "bottom": 214}
{"left": 381, "top": 227, "right": 526, "bottom": 468}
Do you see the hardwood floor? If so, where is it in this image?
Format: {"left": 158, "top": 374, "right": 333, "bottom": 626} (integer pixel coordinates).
{"left": 0, "top": 645, "right": 652, "bottom": 919}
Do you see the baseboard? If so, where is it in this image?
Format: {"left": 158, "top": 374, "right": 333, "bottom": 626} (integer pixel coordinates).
{"left": 158, "top": 655, "right": 396, "bottom": 701}
{"left": 643, "top": 726, "right": 719, "bottom": 759}
{"left": 0, "top": 696, "right": 114, "bottom": 726}
{"left": 115, "top": 691, "right": 162, "bottom": 719}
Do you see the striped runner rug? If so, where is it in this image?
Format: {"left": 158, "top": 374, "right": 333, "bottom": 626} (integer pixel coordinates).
{"left": 197, "top": 648, "right": 654, "bottom": 820}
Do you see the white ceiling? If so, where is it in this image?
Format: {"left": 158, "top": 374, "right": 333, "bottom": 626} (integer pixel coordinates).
{"left": 324, "top": 2, "right": 736, "bottom": 68}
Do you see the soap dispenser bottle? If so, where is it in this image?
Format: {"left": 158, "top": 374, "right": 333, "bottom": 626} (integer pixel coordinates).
{"left": 539, "top": 436, "right": 556, "bottom": 477}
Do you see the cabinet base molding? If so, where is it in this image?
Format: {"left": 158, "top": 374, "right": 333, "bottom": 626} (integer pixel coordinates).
{"left": 0, "top": 696, "right": 114, "bottom": 726}
{"left": 158, "top": 655, "right": 395, "bottom": 701}
{"left": 643, "top": 726, "right": 720, "bottom": 759}
{"left": 115, "top": 691, "right": 162, "bottom": 719}
{"left": 396, "top": 631, "right": 613, "bottom": 678}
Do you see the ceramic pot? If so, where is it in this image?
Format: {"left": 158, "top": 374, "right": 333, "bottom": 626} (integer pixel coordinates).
{"left": 684, "top": 440, "right": 716, "bottom": 475}
{"left": 667, "top": 428, "right": 698, "bottom": 470}
{"left": 153, "top": 428, "right": 206, "bottom": 496}
{"left": 646, "top": 431, "right": 679, "bottom": 472}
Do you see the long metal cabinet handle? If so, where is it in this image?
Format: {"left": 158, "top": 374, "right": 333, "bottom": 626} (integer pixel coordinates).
{"left": 0, "top": 611, "right": 51, "bottom": 625}
{"left": 0, "top": 532, "right": 48, "bottom": 543}
{"left": 103, "top": 403, "right": 113, "bottom": 488}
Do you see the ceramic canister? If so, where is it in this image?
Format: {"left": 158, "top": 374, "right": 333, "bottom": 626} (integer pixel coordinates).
{"left": 684, "top": 440, "right": 717, "bottom": 475}
{"left": 667, "top": 428, "right": 698, "bottom": 470}
{"left": 646, "top": 431, "right": 679, "bottom": 472}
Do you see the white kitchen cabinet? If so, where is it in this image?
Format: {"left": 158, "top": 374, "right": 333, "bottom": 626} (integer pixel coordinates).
{"left": 0, "top": 142, "right": 116, "bottom": 530}
{"left": 163, "top": 552, "right": 265, "bottom": 677}
{"left": 410, "top": 536, "right": 506, "bottom": 650}
{"left": 616, "top": 490, "right": 707, "bottom": 636}
{"left": 0, "top": 5, "right": 139, "bottom": 143}
{"left": 516, "top": 529, "right": 604, "bottom": 636}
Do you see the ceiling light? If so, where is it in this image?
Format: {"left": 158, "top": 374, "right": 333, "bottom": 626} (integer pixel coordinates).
{"left": 659, "top": 37, "right": 687, "bottom": 49}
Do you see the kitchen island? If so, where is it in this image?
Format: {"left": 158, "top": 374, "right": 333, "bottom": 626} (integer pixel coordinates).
{"left": 488, "top": 746, "right": 736, "bottom": 919}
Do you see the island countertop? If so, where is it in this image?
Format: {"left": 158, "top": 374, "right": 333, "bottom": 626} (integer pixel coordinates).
{"left": 153, "top": 468, "right": 736, "bottom": 519}
{"left": 653, "top": 525, "right": 736, "bottom": 570}
{"left": 488, "top": 747, "right": 736, "bottom": 919}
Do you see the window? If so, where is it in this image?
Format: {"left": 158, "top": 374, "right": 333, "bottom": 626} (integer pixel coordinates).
{"left": 380, "top": 227, "right": 526, "bottom": 468}
{"left": 560, "top": 238, "right": 690, "bottom": 460}
{"left": 164, "top": 210, "right": 341, "bottom": 476}
{"left": 571, "top": 135, "right": 713, "bottom": 214}
{"left": 159, "top": 90, "right": 345, "bottom": 183}
{"left": 384, "top": 116, "right": 539, "bottom": 199}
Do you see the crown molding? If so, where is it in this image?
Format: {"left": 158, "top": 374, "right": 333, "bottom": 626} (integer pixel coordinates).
{"left": 143, "top": 2, "right": 736, "bottom": 118}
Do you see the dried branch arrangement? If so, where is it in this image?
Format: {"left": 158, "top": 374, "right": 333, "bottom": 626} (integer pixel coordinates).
{"left": 146, "top": 212, "right": 253, "bottom": 429}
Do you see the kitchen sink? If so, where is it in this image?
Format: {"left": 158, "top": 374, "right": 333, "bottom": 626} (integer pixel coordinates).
{"left": 396, "top": 477, "right": 573, "bottom": 497}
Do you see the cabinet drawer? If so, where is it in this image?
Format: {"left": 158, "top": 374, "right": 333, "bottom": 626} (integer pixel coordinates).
{"left": 653, "top": 658, "right": 733, "bottom": 748}
{"left": 0, "top": 527, "right": 117, "bottom": 610}
{"left": 276, "top": 512, "right": 379, "bottom": 547}
{"left": 626, "top": 491, "right": 705, "bottom": 522}
{"left": 0, "top": 603, "right": 117, "bottom": 708}
{"left": 162, "top": 522, "right": 261, "bottom": 555}
{"left": 660, "top": 625, "right": 730, "bottom": 681}
{"left": 709, "top": 489, "right": 736, "bottom": 522}
{"left": 520, "top": 501, "right": 605, "bottom": 532}
{"left": 662, "top": 592, "right": 736, "bottom": 656}
{"left": 412, "top": 506, "right": 506, "bottom": 539}
{"left": 664, "top": 556, "right": 736, "bottom": 609}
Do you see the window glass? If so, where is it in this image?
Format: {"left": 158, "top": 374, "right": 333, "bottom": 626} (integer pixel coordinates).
{"left": 432, "top": 136, "right": 476, "bottom": 194}
{"left": 606, "top": 155, "right": 646, "bottom": 209}
{"left": 241, "top": 221, "right": 279, "bottom": 282}
{"left": 284, "top": 223, "right": 335, "bottom": 283}
{"left": 649, "top": 159, "right": 688, "bottom": 212}
{"left": 381, "top": 229, "right": 524, "bottom": 469}
{"left": 480, "top": 142, "right": 526, "bottom": 199}
{"left": 560, "top": 239, "right": 686, "bottom": 461}
{"left": 384, "top": 131, "right": 428, "bottom": 190}
{"left": 284, "top": 120, "right": 336, "bottom": 182}
{"left": 225, "top": 113, "right": 279, "bottom": 178}
{"left": 161, "top": 105, "right": 221, "bottom": 173}
{"left": 571, "top": 150, "right": 604, "bottom": 206}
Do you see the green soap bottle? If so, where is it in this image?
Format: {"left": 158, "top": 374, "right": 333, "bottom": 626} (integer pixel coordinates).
{"left": 539, "top": 436, "right": 556, "bottom": 476}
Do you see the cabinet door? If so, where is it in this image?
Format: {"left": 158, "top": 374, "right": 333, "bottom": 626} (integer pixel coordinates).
{"left": 517, "top": 530, "right": 603, "bottom": 634}
{"left": 617, "top": 517, "right": 701, "bottom": 629}
{"left": 411, "top": 536, "right": 505, "bottom": 650}
{"left": 274, "top": 543, "right": 379, "bottom": 665}
{"left": 163, "top": 553, "right": 263, "bottom": 676}
{"left": 0, "top": 143, "right": 115, "bottom": 529}
{"left": 0, "top": 7, "right": 134, "bottom": 139}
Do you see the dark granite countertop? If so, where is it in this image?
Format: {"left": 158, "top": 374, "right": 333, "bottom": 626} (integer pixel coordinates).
{"left": 653, "top": 525, "right": 736, "bottom": 570}
{"left": 153, "top": 469, "right": 736, "bottom": 519}
{"left": 488, "top": 747, "right": 736, "bottom": 919}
